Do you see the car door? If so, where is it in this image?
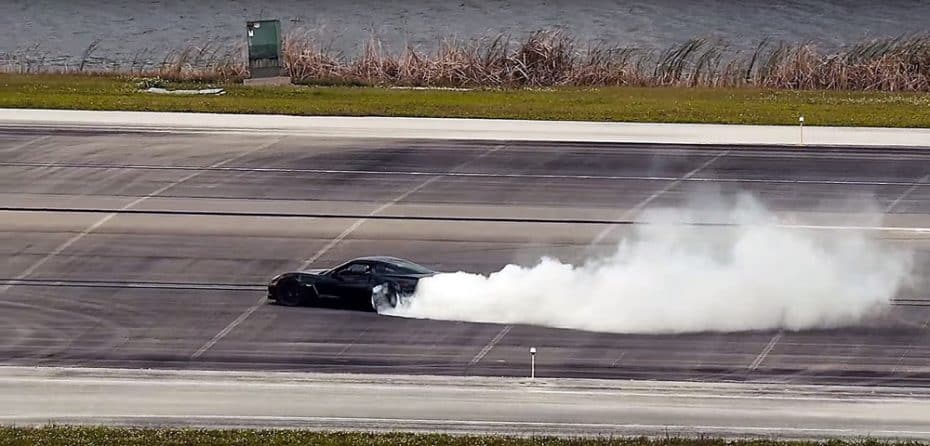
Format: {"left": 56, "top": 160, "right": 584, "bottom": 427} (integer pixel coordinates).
{"left": 311, "top": 271, "right": 342, "bottom": 299}
{"left": 330, "top": 262, "right": 374, "bottom": 303}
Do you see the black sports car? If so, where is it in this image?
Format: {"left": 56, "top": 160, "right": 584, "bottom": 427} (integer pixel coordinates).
{"left": 267, "top": 256, "right": 437, "bottom": 311}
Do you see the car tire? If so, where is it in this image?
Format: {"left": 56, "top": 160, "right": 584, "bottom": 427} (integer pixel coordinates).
{"left": 370, "top": 282, "right": 398, "bottom": 312}
{"left": 277, "top": 280, "right": 304, "bottom": 307}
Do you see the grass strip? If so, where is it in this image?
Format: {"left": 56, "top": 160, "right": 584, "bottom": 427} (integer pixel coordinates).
{"left": 0, "top": 426, "right": 924, "bottom": 446}
{"left": 2, "top": 74, "right": 930, "bottom": 127}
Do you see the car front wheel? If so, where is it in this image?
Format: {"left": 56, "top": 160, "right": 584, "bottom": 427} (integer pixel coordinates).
{"left": 277, "top": 280, "right": 304, "bottom": 307}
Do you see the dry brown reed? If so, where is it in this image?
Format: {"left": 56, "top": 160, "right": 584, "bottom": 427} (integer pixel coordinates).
{"left": 4, "top": 30, "right": 930, "bottom": 91}
{"left": 279, "top": 29, "right": 930, "bottom": 91}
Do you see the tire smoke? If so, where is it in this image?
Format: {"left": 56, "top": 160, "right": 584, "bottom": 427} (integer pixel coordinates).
{"left": 390, "top": 193, "right": 913, "bottom": 334}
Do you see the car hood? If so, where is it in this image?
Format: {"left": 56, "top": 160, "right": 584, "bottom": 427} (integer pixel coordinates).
{"left": 299, "top": 268, "right": 328, "bottom": 275}
{"left": 292, "top": 269, "right": 438, "bottom": 279}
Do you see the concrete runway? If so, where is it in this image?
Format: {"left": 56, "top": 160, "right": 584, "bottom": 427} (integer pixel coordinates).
{"left": 5, "top": 367, "right": 930, "bottom": 439}
{"left": 2, "top": 129, "right": 930, "bottom": 387}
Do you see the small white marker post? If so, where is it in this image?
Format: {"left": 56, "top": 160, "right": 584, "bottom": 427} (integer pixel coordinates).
{"left": 529, "top": 347, "right": 536, "bottom": 380}
{"left": 799, "top": 115, "right": 805, "bottom": 146}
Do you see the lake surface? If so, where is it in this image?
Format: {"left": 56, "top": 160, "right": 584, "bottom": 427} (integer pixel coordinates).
{"left": 2, "top": 0, "right": 928, "bottom": 68}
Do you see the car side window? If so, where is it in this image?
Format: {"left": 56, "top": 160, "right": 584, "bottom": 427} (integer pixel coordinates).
{"left": 339, "top": 263, "right": 370, "bottom": 275}
{"left": 374, "top": 263, "right": 401, "bottom": 274}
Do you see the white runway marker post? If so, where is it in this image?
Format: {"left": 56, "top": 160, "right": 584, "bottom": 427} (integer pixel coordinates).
{"left": 799, "top": 116, "right": 805, "bottom": 145}
{"left": 529, "top": 347, "right": 536, "bottom": 379}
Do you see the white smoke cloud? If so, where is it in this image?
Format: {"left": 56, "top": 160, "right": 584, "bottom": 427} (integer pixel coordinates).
{"left": 389, "top": 193, "right": 914, "bottom": 334}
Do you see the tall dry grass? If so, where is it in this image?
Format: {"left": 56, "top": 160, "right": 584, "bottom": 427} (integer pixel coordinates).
{"left": 3, "top": 30, "right": 930, "bottom": 91}
{"left": 281, "top": 29, "right": 930, "bottom": 91}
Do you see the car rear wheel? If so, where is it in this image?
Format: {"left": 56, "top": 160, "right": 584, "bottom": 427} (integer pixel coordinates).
{"left": 370, "top": 282, "right": 398, "bottom": 312}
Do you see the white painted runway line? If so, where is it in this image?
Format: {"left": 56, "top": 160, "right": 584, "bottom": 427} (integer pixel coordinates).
{"left": 588, "top": 150, "right": 729, "bottom": 247}
{"left": 5, "top": 162, "right": 927, "bottom": 186}
{"left": 192, "top": 145, "right": 508, "bottom": 360}
{"left": 886, "top": 175, "right": 930, "bottom": 213}
{"left": 297, "top": 144, "right": 506, "bottom": 271}
{"left": 0, "top": 137, "right": 284, "bottom": 296}
{"left": 190, "top": 299, "right": 266, "bottom": 360}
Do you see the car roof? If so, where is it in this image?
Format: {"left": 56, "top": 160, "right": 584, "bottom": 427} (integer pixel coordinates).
{"left": 353, "top": 256, "right": 415, "bottom": 265}
{"left": 351, "top": 256, "right": 434, "bottom": 271}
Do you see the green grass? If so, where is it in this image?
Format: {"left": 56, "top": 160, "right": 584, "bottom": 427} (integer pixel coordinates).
{"left": 3, "top": 74, "right": 930, "bottom": 127}
{"left": 0, "top": 426, "right": 923, "bottom": 446}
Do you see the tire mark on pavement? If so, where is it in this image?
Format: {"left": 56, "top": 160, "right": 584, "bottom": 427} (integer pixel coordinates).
{"left": 749, "top": 331, "right": 784, "bottom": 371}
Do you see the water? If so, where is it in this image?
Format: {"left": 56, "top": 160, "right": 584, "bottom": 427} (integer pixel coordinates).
{"left": 3, "top": 0, "right": 929, "bottom": 68}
